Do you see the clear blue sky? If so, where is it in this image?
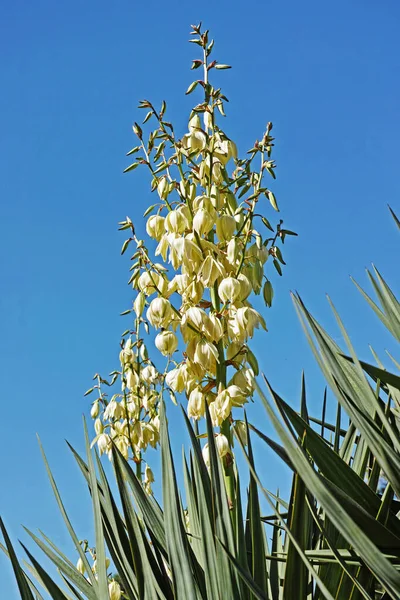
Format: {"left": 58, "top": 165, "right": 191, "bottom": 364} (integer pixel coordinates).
{"left": 1, "top": 0, "right": 399, "bottom": 596}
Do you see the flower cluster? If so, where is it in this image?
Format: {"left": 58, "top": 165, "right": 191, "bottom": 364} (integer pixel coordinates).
{"left": 87, "top": 23, "right": 295, "bottom": 491}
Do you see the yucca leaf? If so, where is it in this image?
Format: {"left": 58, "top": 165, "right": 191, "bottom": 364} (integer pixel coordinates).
{"left": 0, "top": 518, "right": 35, "bottom": 600}
{"left": 217, "top": 538, "right": 268, "bottom": 600}
{"left": 244, "top": 415, "right": 268, "bottom": 598}
{"left": 204, "top": 404, "right": 239, "bottom": 599}
{"left": 235, "top": 425, "right": 335, "bottom": 600}
{"left": 23, "top": 528, "right": 96, "bottom": 600}
{"left": 82, "top": 419, "right": 109, "bottom": 598}
{"left": 37, "top": 437, "right": 98, "bottom": 590}
{"left": 20, "top": 542, "right": 68, "bottom": 599}
{"left": 113, "top": 449, "right": 168, "bottom": 600}
{"left": 159, "top": 402, "right": 200, "bottom": 599}
{"left": 274, "top": 393, "right": 400, "bottom": 536}
{"left": 283, "top": 434, "right": 311, "bottom": 600}
{"left": 257, "top": 377, "right": 400, "bottom": 599}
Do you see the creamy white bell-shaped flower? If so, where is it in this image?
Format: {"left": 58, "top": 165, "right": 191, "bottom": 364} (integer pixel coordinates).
{"left": 237, "top": 273, "right": 252, "bottom": 301}
{"left": 209, "top": 389, "right": 232, "bottom": 426}
{"left": 165, "top": 365, "right": 186, "bottom": 393}
{"left": 218, "top": 277, "right": 242, "bottom": 304}
{"left": 188, "top": 387, "right": 205, "bottom": 420}
{"left": 202, "top": 443, "right": 210, "bottom": 468}
{"left": 215, "top": 433, "right": 231, "bottom": 457}
{"left": 90, "top": 401, "right": 100, "bottom": 419}
{"left": 194, "top": 339, "right": 219, "bottom": 373}
{"left": 199, "top": 255, "right": 225, "bottom": 287}
{"left": 193, "top": 207, "right": 215, "bottom": 236}
{"left": 233, "top": 420, "right": 248, "bottom": 447}
{"left": 76, "top": 558, "right": 85, "bottom": 575}
{"left": 108, "top": 580, "right": 122, "bottom": 600}
{"left": 216, "top": 214, "right": 236, "bottom": 242}
{"left": 146, "top": 297, "right": 173, "bottom": 329}
{"left": 141, "top": 365, "right": 159, "bottom": 384}
{"left": 146, "top": 215, "right": 165, "bottom": 241}
{"left": 155, "top": 330, "right": 178, "bottom": 356}
{"left": 157, "top": 177, "right": 169, "bottom": 200}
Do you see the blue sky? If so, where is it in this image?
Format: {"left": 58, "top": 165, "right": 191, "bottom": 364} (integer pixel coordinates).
{"left": 1, "top": 0, "right": 399, "bottom": 596}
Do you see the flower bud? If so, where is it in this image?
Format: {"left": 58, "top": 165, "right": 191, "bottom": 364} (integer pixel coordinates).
{"left": 227, "top": 238, "right": 239, "bottom": 265}
{"left": 193, "top": 208, "right": 214, "bottom": 236}
{"left": 188, "top": 387, "right": 205, "bottom": 420}
{"left": 155, "top": 330, "right": 178, "bottom": 356}
{"left": 203, "top": 110, "right": 213, "bottom": 131}
{"left": 218, "top": 277, "right": 242, "bottom": 304}
{"left": 216, "top": 214, "right": 236, "bottom": 242}
{"left": 76, "top": 557, "right": 85, "bottom": 575}
{"left": 210, "top": 184, "right": 221, "bottom": 210}
{"left": 233, "top": 420, "right": 248, "bottom": 446}
{"left": 94, "top": 418, "right": 103, "bottom": 435}
{"left": 146, "top": 215, "right": 165, "bottom": 241}
{"left": 108, "top": 580, "right": 122, "bottom": 600}
{"left": 146, "top": 297, "right": 173, "bottom": 329}
{"left": 134, "top": 291, "right": 146, "bottom": 317}
{"left": 202, "top": 443, "right": 210, "bottom": 468}
{"left": 90, "top": 401, "right": 100, "bottom": 419}
{"left": 145, "top": 464, "right": 155, "bottom": 483}
{"left": 189, "top": 114, "right": 201, "bottom": 131}
{"left": 157, "top": 177, "right": 169, "bottom": 200}
{"left": 215, "top": 433, "right": 231, "bottom": 458}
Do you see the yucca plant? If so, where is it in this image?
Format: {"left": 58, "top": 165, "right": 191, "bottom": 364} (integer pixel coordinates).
{"left": 2, "top": 20, "right": 400, "bottom": 600}
{"left": 2, "top": 230, "right": 400, "bottom": 599}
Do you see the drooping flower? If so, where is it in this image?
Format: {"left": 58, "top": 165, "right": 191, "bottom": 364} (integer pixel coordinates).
{"left": 155, "top": 330, "right": 178, "bottom": 356}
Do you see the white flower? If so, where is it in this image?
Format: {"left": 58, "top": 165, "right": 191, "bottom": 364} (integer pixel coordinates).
{"left": 214, "top": 135, "right": 237, "bottom": 165}
{"left": 237, "top": 273, "right": 252, "bottom": 301}
{"left": 76, "top": 557, "right": 85, "bottom": 575}
{"left": 108, "top": 580, "right": 121, "bottom": 600}
{"left": 165, "top": 366, "right": 186, "bottom": 393}
{"left": 90, "top": 401, "right": 100, "bottom": 419}
{"left": 204, "top": 313, "right": 224, "bottom": 342}
{"left": 218, "top": 277, "right": 242, "bottom": 304}
{"left": 157, "top": 177, "right": 169, "bottom": 200}
{"left": 215, "top": 433, "right": 231, "bottom": 457}
{"left": 145, "top": 464, "right": 155, "bottom": 483}
{"left": 146, "top": 297, "right": 173, "bottom": 329}
{"left": 199, "top": 255, "right": 225, "bottom": 287}
{"left": 165, "top": 208, "right": 188, "bottom": 234}
{"left": 209, "top": 389, "right": 232, "bottom": 426}
{"left": 146, "top": 215, "right": 165, "bottom": 241}
{"left": 104, "top": 400, "right": 123, "bottom": 420}
{"left": 233, "top": 420, "right": 248, "bottom": 447}
{"left": 193, "top": 208, "right": 215, "bottom": 236}
{"left": 97, "top": 433, "right": 111, "bottom": 456}
{"left": 141, "top": 365, "right": 159, "bottom": 384}
{"left": 216, "top": 214, "right": 236, "bottom": 242}
{"left": 155, "top": 330, "right": 178, "bottom": 356}
{"left": 94, "top": 418, "right": 103, "bottom": 435}
{"left": 202, "top": 443, "right": 210, "bottom": 468}
{"left": 188, "top": 387, "right": 205, "bottom": 420}
{"left": 133, "top": 291, "right": 146, "bottom": 316}
{"left": 193, "top": 339, "right": 219, "bottom": 373}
